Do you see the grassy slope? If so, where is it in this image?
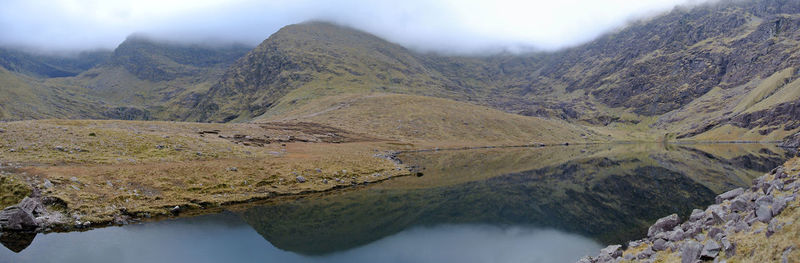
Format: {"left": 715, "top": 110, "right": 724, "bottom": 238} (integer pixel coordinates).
{"left": 0, "top": 119, "right": 408, "bottom": 223}
{"left": 256, "top": 93, "right": 603, "bottom": 146}
{"left": 0, "top": 67, "right": 108, "bottom": 120}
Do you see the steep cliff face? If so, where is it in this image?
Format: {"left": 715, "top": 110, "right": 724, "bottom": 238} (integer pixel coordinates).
{"left": 188, "top": 22, "right": 456, "bottom": 122}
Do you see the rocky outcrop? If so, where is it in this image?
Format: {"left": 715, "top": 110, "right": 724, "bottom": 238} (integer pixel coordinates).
{"left": 0, "top": 190, "right": 66, "bottom": 232}
{"left": 579, "top": 163, "right": 799, "bottom": 262}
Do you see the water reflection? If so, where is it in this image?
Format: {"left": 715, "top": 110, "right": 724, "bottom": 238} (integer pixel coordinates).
{"left": 0, "top": 143, "right": 790, "bottom": 262}
{"left": 238, "top": 143, "right": 787, "bottom": 254}
{"left": 0, "top": 212, "right": 598, "bottom": 263}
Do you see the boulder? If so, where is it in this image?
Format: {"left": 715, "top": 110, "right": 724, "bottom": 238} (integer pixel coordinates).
{"left": 700, "top": 239, "right": 721, "bottom": 259}
{"left": 772, "top": 198, "right": 787, "bottom": 216}
{"left": 295, "top": 176, "right": 306, "bottom": 183}
{"left": 648, "top": 214, "right": 680, "bottom": 237}
{"left": 730, "top": 197, "right": 750, "bottom": 213}
{"left": 756, "top": 204, "right": 773, "bottom": 223}
{"left": 681, "top": 241, "right": 703, "bottom": 263}
{"left": 18, "top": 197, "right": 45, "bottom": 216}
{"left": 599, "top": 244, "right": 622, "bottom": 258}
{"left": 0, "top": 206, "right": 37, "bottom": 231}
{"left": 668, "top": 228, "right": 685, "bottom": 242}
{"left": 707, "top": 227, "right": 724, "bottom": 241}
{"left": 716, "top": 188, "right": 744, "bottom": 204}
{"left": 755, "top": 195, "right": 774, "bottom": 207}
{"left": 653, "top": 239, "right": 667, "bottom": 251}
{"left": 689, "top": 209, "right": 705, "bottom": 222}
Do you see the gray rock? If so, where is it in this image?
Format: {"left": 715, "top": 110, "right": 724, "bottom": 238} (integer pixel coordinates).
{"left": 716, "top": 188, "right": 744, "bottom": 204}
{"left": 708, "top": 205, "right": 726, "bottom": 224}
{"left": 772, "top": 198, "right": 787, "bottom": 216}
{"left": 648, "top": 214, "right": 680, "bottom": 237}
{"left": 599, "top": 244, "right": 622, "bottom": 258}
{"left": 756, "top": 204, "right": 773, "bottom": 223}
{"left": 0, "top": 206, "right": 37, "bottom": 231}
{"left": 577, "top": 256, "right": 594, "bottom": 263}
{"left": 18, "top": 197, "right": 45, "bottom": 216}
{"left": 730, "top": 197, "right": 750, "bottom": 213}
{"left": 295, "top": 176, "right": 306, "bottom": 183}
{"left": 685, "top": 225, "right": 701, "bottom": 238}
{"left": 701, "top": 239, "right": 721, "bottom": 259}
{"left": 170, "top": 206, "right": 181, "bottom": 214}
{"left": 42, "top": 179, "right": 54, "bottom": 189}
{"left": 707, "top": 227, "right": 724, "bottom": 241}
{"left": 637, "top": 247, "right": 654, "bottom": 259}
{"left": 681, "top": 241, "right": 703, "bottom": 263}
{"left": 782, "top": 246, "right": 794, "bottom": 263}
{"left": 755, "top": 195, "right": 774, "bottom": 207}
{"left": 668, "top": 228, "right": 685, "bottom": 242}
{"left": 724, "top": 212, "right": 740, "bottom": 222}
{"left": 734, "top": 221, "right": 749, "bottom": 233}
{"left": 689, "top": 209, "right": 705, "bottom": 222}
{"left": 721, "top": 237, "right": 735, "bottom": 256}
{"left": 653, "top": 239, "right": 667, "bottom": 251}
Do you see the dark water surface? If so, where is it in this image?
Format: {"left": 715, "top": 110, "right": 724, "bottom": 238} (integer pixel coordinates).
{"left": 0, "top": 143, "right": 792, "bottom": 263}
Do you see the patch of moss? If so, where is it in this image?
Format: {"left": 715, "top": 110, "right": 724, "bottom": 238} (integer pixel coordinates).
{"left": 0, "top": 175, "right": 31, "bottom": 208}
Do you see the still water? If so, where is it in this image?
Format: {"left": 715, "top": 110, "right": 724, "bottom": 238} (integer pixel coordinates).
{"left": 0, "top": 143, "right": 793, "bottom": 263}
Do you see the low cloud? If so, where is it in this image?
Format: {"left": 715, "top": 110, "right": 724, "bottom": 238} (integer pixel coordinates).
{"left": 0, "top": 0, "right": 714, "bottom": 54}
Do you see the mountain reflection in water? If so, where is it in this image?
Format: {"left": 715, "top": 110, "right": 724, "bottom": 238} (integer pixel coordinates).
{"left": 0, "top": 143, "right": 791, "bottom": 263}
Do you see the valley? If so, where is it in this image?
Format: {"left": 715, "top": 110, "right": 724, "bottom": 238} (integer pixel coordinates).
{"left": 1, "top": 0, "right": 800, "bottom": 262}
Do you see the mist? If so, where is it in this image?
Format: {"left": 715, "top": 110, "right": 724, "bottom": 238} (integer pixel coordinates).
{"left": 0, "top": 0, "right": 716, "bottom": 55}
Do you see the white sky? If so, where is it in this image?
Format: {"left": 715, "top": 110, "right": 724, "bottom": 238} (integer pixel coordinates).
{"left": 0, "top": 0, "right": 715, "bottom": 54}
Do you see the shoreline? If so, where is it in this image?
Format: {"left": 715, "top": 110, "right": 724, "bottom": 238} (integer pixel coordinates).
{"left": 580, "top": 157, "right": 800, "bottom": 262}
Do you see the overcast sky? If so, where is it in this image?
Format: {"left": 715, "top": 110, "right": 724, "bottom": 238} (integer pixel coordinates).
{"left": 0, "top": 0, "right": 715, "bottom": 54}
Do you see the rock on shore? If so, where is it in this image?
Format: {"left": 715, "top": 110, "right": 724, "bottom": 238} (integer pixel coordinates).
{"left": 579, "top": 163, "right": 799, "bottom": 263}
{"left": 0, "top": 191, "right": 66, "bottom": 232}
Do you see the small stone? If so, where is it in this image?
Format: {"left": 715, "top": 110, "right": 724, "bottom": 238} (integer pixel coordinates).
{"left": 681, "top": 241, "right": 703, "bottom": 263}
{"left": 70, "top": 177, "right": 80, "bottom": 183}
{"left": 296, "top": 176, "right": 306, "bottom": 183}
{"left": 721, "top": 237, "right": 735, "bottom": 256}
{"left": 170, "top": 206, "right": 181, "bottom": 214}
{"left": 8, "top": 148, "right": 15, "bottom": 152}
{"left": 701, "top": 239, "right": 721, "bottom": 259}
{"left": 322, "top": 179, "right": 328, "bottom": 184}
{"left": 638, "top": 247, "right": 654, "bottom": 259}
{"left": 42, "top": 179, "right": 54, "bottom": 189}
{"left": 227, "top": 167, "right": 238, "bottom": 172}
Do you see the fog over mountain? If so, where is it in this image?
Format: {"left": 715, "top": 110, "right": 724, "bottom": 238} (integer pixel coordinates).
{"left": 0, "top": 0, "right": 714, "bottom": 54}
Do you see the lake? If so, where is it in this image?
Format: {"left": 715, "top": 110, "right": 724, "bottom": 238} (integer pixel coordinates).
{"left": 0, "top": 143, "right": 793, "bottom": 263}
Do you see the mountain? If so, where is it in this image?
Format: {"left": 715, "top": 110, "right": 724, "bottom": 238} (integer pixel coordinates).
{"left": 0, "top": 0, "right": 798, "bottom": 143}
{"left": 186, "top": 0, "right": 800, "bottom": 142}
{"left": 187, "top": 22, "right": 461, "bottom": 122}
{"left": 0, "top": 48, "right": 111, "bottom": 78}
